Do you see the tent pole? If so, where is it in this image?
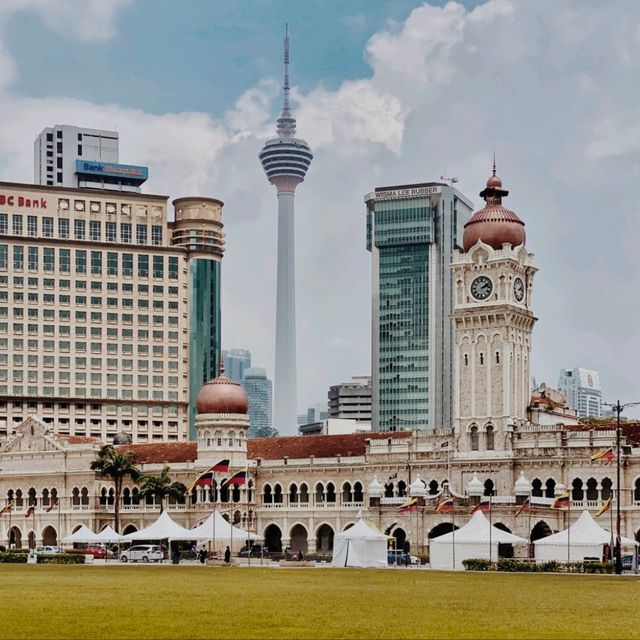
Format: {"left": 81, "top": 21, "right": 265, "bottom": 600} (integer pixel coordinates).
{"left": 344, "top": 539, "right": 349, "bottom": 567}
{"left": 488, "top": 495, "right": 493, "bottom": 563}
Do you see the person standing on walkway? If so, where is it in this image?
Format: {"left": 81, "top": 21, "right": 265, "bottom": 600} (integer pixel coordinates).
{"left": 198, "top": 546, "right": 207, "bottom": 565}
{"left": 224, "top": 546, "right": 231, "bottom": 564}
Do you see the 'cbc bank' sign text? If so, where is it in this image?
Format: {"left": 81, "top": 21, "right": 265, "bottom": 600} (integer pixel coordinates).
{"left": 375, "top": 185, "right": 442, "bottom": 200}
{"left": 0, "top": 194, "right": 47, "bottom": 209}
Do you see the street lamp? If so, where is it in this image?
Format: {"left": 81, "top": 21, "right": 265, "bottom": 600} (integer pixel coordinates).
{"left": 602, "top": 400, "right": 640, "bottom": 574}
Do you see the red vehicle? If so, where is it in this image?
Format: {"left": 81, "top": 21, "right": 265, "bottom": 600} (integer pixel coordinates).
{"left": 82, "top": 545, "right": 115, "bottom": 559}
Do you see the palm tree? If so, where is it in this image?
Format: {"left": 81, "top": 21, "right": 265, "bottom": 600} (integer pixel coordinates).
{"left": 137, "top": 465, "right": 187, "bottom": 513}
{"left": 90, "top": 445, "right": 139, "bottom": 532}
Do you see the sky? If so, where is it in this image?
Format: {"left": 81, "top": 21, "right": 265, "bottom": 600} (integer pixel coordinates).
{"left": 0, "top": 0, "right": 639, "bottom": 418}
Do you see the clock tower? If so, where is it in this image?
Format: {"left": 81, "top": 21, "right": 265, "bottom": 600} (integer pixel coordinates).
{"left": 452, "top": 167, "right": 537, "bottom": 452}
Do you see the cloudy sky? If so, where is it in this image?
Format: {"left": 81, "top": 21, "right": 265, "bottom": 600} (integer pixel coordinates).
{"left": 0, "top": 0, "right": 639, "bottom": 417}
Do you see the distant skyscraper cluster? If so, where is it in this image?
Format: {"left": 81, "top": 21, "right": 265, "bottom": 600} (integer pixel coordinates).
{"left": 222, "top": 348, "right": 252, "bottom": 383}
{"left": 558, "top": 368, "right": 602, "bottom": 418}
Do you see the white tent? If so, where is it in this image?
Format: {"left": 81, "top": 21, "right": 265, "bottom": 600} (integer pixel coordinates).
{"left": 61, "top": 524, "right": 99, "bottom": 544}
{"left": 94, "top": 525, "right": 127, "bottom": 543}
{"left": 331, "top": 519, "right": 388, "bottom": 568}
{"left": 534, "top": 510, "right": 638, "bottom": 562}
{"left": 174, "top": 510, "right": 260, "bottom": 543}
{"left": 124, "top": 511, "right": 193, "bottom": 541}
{"left": 429, "top": 511, "right": 527, "bottom": 570}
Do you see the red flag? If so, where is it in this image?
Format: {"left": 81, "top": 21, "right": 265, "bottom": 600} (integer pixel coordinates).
{"left": 222, "top": 471, "right": 247, "bottom": 486}
{"left": 46, "top": 500, "right": 58, "bottom": 513}
{"left": 470, "top": 499, "right": 491, "bottom": 514}
{"left": 25, "top": 506, "right": 35, "bottom": 518}
{"left": 515, "top": 497, "right": 530, "bottom": 517}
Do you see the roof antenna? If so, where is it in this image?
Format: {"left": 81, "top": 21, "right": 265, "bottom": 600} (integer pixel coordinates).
{"left": 492, "top": 149, "right": 496, "bottom": 176}
{"left": 283, "top": 23, "right": 290, "bottom": 115}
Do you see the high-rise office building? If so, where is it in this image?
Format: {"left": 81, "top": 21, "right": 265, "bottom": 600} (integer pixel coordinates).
{"left": 242, "top": 367, "right": 273, "bottom": 437}
{"left": 222, "top": 348, "right": 252, "bottom": 383}
{"left": 558, "top": 368, "right": 602, "bottom": 418}
{"left": 258, "top": 27, "right": 313, "bottom": 435}
{"left": 0, "top": 180, "right": 223, "bottom": 444}
{"left": 365, "top": 182, "right": 473, "bottom": 431}
{"left": 34, "top": 125, "right": 148, "bottom": 192}
{"left": 328, "top": 376, "right": 372, "bottom": 422}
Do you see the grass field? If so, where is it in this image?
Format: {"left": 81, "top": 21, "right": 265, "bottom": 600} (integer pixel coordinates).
{"left": 1, "top": 565, "right": 639, "bottom": 639}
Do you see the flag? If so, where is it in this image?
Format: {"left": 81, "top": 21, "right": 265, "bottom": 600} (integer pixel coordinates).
{"left": 397, "top": 497, "right": 418, "bottom": 513}
{"left": 514, "top": 496, "right": 531, "bottom": 517}
{"left": 25, "top": 506, "right": 35, "bottom": 517}
{"left": 212, "top": 459, "right": 230, "bottom": 473}
{"left": 591, "top": 448, "right": 616, "bottom": 463}
{"left": 222, "top": 470, "right": 247, "bottom": 486}
{"left": 470, "top": 498, "right": 491, "bottom": 514}
{"left": 46, "top": 500, "right": 58, "bottom": 513}
{"left": 596, "top": 497, "right": 612, "bottom": 517}
{"left": 435, "top": 498, "right": 454, "bottom": 512}
{"left": 432, "top": 441, "right": 449, "bottom": 451}
{"left": 0, "top": 501, "right": 13, "bottom": 516}
{"left": 550, "top": 492, "right": 570, "bottom": 509}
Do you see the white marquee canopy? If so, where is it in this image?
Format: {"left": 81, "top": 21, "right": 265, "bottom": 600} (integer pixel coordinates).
{"left": 331, "top": 519, "right": 388, "bottom": 568}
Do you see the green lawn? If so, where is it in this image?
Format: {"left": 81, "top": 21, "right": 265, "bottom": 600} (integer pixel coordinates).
{"left": 0, "top": 565, "right": 638, "bottom": 639}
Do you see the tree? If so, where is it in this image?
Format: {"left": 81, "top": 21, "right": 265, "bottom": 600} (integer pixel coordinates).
{"left": 137, "top": 465, "right": 187, "bottom": 513}
{"left": 90, "top": 445, "right": 139, "bottom": 532}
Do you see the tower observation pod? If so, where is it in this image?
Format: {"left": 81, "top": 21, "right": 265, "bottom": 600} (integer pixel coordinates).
{"left": 258, "top": 26, "right": 313, "bottom": 435}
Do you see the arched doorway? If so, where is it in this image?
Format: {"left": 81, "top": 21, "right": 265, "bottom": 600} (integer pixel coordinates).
{"left": 494, "top": 523, "right": 514, "bottom": 558}
{"left": 264, "top": 524, "right": 282, "bottom": 553}
{"left": 290, "top": 524, "right": 308, "bottom": 553}
{"left": 122, "top": 524, "right": 138, "bottom": 536}
{"left": 9, "top": 526, "right": 22, "bottom": 549}
{"left": 27, "top": 531, "right": 36, "bottom": 549}
{"left": 316, "top": 524, "right": 334, "bottom": 553}
{"left": 428, "top": 522, "right": 458, "bottom": 539}
{"left": 531, "top": 520, "right": 552, "bottom": 542}
{"left": 393, "top": 527, "right": 407, "bottom": 551}
{"left": 42, "top": 525, "right": 57, "bottom": 546}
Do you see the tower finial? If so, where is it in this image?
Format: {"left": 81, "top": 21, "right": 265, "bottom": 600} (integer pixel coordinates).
{"left": 283, "top": 23, "right": 290, "bottom": 115}
{"left": 219, "top": 355, "right": 225, "bottom": 376}
{"left": 492, "top": 150, "right": 496, "bottom": 176}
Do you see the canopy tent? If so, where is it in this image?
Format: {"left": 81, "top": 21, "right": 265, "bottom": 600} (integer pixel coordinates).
{"left": 331, "top": 519, "right": 388, "bottom": 568}
{"left": 429, "top": 511, "right": 527, "bottom": 570}
{"left": 94, "top": 525, "right": 127, "bottom": 544}
{"left": 124, "top": 511, "right": 193, "bottom": 541}
{"left": 534, "top": 510, "right": 638, "bottom": 562}
{"left": 174, "top": 510, "right": 260, "bottom": 542}
{"left": 61, "top": 524, "right": 99, "bottom": 544}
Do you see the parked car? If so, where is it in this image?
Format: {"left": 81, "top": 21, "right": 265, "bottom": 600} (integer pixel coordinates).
{"left": 35, "top": 545, "right": 61, "bottom": 555}
{"left": 82, "top": 545, "right": 115, "bottom": 559}
{"left": 120, "top": 545, "right": 163, "bottom": 563}
{"left": 387, "top": 550, "right": 418, "bottom": 566}
{"left": 239, "top": 544, "right": 266, "bottom": 558}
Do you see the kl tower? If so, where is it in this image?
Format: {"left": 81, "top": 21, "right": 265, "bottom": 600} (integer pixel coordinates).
{"left": 259, "top": 26, "right": 313, "bottom": 434}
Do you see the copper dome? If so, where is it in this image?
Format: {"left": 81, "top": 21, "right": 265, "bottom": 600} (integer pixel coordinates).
{"left": 196, "top": 365, "right": 249, "bottom": 415}
{"left": 462, "top": 169, "right": 525, "bottom": 252}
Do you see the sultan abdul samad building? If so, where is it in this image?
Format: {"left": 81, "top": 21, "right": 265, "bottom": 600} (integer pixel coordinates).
{"left": 1, "top": 169, "right": 640, "bottom": 554}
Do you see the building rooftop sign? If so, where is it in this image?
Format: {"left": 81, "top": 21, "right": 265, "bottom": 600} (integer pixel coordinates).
{"left": 75, "top": 160, "right": 149, "bottom": 182}
{"left": 369, "top": 184, "right": 443, "bottom": 202}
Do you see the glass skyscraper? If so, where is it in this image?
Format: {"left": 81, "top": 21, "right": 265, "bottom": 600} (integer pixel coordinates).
{"left": 222, "top": 348, "right": 252, "bottom": 383}
{"left": 365, "top": 183, "right": 472, "bottom": 431}
{"left": 242, "top": 367, "right": 273, "bottom": 437}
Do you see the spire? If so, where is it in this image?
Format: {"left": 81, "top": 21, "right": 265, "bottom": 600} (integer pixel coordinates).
{"left": 276, "top": 23, "right": 297, "bottom": 138}
{"left": 492, "top": 151, "right": 496, "bottom": 177}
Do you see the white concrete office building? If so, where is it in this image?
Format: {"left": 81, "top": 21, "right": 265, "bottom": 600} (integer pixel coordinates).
{"left": 558, "top": 368, "right": 602, "bottom": 418}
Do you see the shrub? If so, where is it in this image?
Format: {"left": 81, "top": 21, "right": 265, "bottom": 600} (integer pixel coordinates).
{"left": 537, "top": 560, "right": 560, "bottom": 573}
{"left": 0, "top": 552, "right": 28, "bottom": 563}
{"left": 496, "top": 558, "right": 534, "bottom": 572}
{"left": 37, "top": 554, "right": 85, "bottom": 565}
{"left": 462, "top": 558, "right": 494, "bottom": 571}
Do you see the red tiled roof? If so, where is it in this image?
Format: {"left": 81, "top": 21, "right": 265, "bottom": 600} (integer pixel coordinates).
{"left": 67, "top": 435, "right": 101, "bottom": 444}
{"left": 247, "top": 431, "right": 412, "bottom": 460}
{"left": 116, "top": 442, "right": 198, "bottom": 464}
{"left": 565, "top": 422, "right": 640, "bottom": 446}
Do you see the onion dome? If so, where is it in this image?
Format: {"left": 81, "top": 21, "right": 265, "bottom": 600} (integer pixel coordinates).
{"left": 368, "top": 475, "right": 384, "bottom": 498}
{"left": 409, "top": 474, "right": 427, "bottom": 498}
{"left": 466, "top": 473, "right": 484, "bottom": 497}
{"left": 462, "top": 165, "right": 525, "bottom": 252}
{"left": 195, "top": 362, "right": 249, "bottom": 415}
{"left": 513, "top": 472, "right": 532, "bottom": 496}
{"left": 554, "top": 483, "right": 567, "bottom": 497}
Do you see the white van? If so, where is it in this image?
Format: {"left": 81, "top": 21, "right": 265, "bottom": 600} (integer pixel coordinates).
{"left": 120, "top": 545, "right": 163, "bottom": 563}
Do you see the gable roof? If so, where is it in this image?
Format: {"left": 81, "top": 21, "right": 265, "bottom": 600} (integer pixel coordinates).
{"left": 565, "top": 422, "right": 640, "bottom": 446}
{"left": 116, "top": 442, "right": 198, "bottom": 464}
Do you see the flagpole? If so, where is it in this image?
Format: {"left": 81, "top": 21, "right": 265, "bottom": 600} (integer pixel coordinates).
{"left": 246, "top": 471, "right": 251, "bottom": 567}
{"left": 527, "top": 492, "right": 532, "bottom": 562}
{"left": 452, "top": 500, "right": 456, "bottom": 571}
{"left": 8, "top": 502, "right": 12, "bottom": 548}
{"left": 488, "top": 494, "right": 493, "bottom": 563}
{"left": 567, "top": 497, "right": 571, "bottom": 564}
{"left": 609, "top": 496, "right": 614, "bottom": 572}
{"left": 212, "top": 472, "right": 216, "bottom": 560}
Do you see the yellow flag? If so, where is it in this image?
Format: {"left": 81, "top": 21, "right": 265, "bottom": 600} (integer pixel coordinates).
{"left": 596, "top": 498, "right": 611, "bottom": 517}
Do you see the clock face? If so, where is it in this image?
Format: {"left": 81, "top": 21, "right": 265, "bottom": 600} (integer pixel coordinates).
{"left": 514, "top": 277, "right": 525, "bottom": 302}
{"left": 470, "top": 276, "right": 493, "bottom": 301}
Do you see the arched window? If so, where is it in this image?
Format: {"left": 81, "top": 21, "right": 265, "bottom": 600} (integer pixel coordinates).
{"left": 28, "top": 487, "right": 36, "bottom": 506}
{"left": 397, "top": 481, "right": 407, "bottom": 497}
{"left": 544, "top": 479, "right": 556, "bottom": 499}
{"left": 353, "top": 482, "right": 363, "bottom": 502}
{"left": 247, "top": 480, "right": 253, "bottom": 503}
{"left": 571, "top": 478, "right": 584, "bottom": 502}
{"left": 131, "top": 487, "right": 140, "bottom": 505}
{"left": 486, "top": 425, "right": 494, "bottom": 451}
{"left": 428, "top": 480, "right": 439, "bottom": 495}
{"left": 586, "top": 478, "right": 598, "bottom": 501}
{"left": 228, "top": 431, "right": 235, "bottom": 447}
{"left": 315, "top": 483, "right": 325, "bottom": 503}
{"left": 470, "top": 426, "right": 479, "bottom": 451}
{"left": 484, "top": 479, "right": 494, "bottom": 497}
{"left": 42, "top": 488, "right": 50, "bottom": 507}
{"left": 479, "top": 353, "right": 484, "bottom": 365}
{"left": 342, "top": 483, "right": 352, "bottom": 503}
{"left": 464, "top": 354, "right": 468, "bottom": 366}
{"left": 263, "top": 484, "right": 272, "bottom": 504}
{"left": 123, "top": 487, "right": 131, "bottom": 506}
{"left": 634, "top": 478, "right": 640, "bottom": 502}
{"left": 326, "top": 483, "right": 336, "bottom": 503}
{"left": 107, "top": 488, "right": 114, "bottom": 506}
{"left": 99, "top": 487, "right": 108, "bottom": 506}
{"left": 232, "top": 484, "right": 241, "bottom": 503}
{"left": 220, "top": 481, "right": 230, "bottom": 503}
{"left": 273, "top": 484, "right": 283, "bottom": 504}
{"left": 601, "top": 477, "right": 613, "bottom": 501}
{"left": 495, "top": 352, "right": 500, "bottom": 364}
{"left": 531, "top": 478, "right": 543, "bottom": 497}
{"left": 384, "top": 482, "right": 394, "bottom": 498}
{"left": 81, "top": 487, "right": 90, "bottom": 506}
{"left": 299, "top": 483, "right": 309, "bottom": 503}
{"left": 289, "top": 483, "right": 298, "bottom": 504}
{"left": 71, "top": 488, "right": 80, "bottom": 507}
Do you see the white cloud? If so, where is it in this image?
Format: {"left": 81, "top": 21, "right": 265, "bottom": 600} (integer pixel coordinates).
{"left": 0, "top": 0, "right": 640, "bottom": 423}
